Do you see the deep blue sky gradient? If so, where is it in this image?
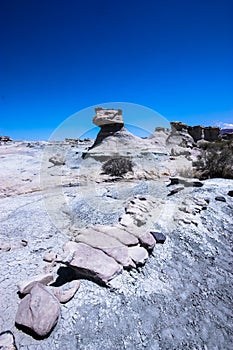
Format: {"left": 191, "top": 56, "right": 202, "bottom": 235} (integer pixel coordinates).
{"left": 0, "top": 0, "right": 232, "bottom": 140}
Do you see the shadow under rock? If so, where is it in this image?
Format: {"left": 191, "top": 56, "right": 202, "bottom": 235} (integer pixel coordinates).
{"left": 50, "top": 266, "right": 78, "bottom": 287}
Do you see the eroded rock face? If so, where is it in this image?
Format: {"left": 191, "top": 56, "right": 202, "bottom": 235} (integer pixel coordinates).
{"left": 188, "top": 125, "right": 203, "bottom": 142}
{"left": 170, "top": 122, "right": 188, "bottom": 133}
{"left": 170, "top": 122, "right": 220, "bottom": 143}
{"left": 204, "top": 126, "right": 220, "bottom": 142}
{"left": 15, "top": 283, "right": 60, "bottom": 337}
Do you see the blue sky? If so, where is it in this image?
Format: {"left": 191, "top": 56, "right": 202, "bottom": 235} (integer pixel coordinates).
{"left": 0, "top": 0, "right": 232, "bottom": 140}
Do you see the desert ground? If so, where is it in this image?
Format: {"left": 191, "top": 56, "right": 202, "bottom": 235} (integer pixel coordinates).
{"left": 0, "top": 110, "right": 232, "bottom": 349}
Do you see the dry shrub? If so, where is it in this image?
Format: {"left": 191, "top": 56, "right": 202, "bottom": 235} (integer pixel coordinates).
{"left": 102, "top": 157, "right": 133, "bottom": 177}
{"left": 194, "top": 140, "right": 233, "bottom": 179}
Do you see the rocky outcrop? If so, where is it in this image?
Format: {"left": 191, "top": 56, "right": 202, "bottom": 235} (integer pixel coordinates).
{"left": 15, "top": 283, "right": 60, "bottom": 337}
{"left": 0, "top": 136, "right": 12, "bottom": 142}
{"left": 169, "top": 122, "right": 220, "bottom": 143}
{"left": 83, "top": 108, "right": 169, "bottom": 159}
{"left": 188, "top": 125, "right": 203, "bottom": 142}
{"left": 170, "top": 122, "right": 188, "bottom": 132}
{"left": 203, "top": 126, "right": 220, "bottom": 142}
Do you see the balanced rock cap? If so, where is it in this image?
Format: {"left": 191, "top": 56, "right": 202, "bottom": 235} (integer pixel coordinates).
{"left": 93, "top": 107, "right": 123, "bottom": 126}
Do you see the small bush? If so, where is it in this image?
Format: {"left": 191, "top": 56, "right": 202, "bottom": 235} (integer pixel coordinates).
{"left": 194, "top": 140, "right": 233, "bottom": 179}
{"left": 102, "top": 157, "right": 133, "bottom": 177}
{"left": 178, "top": 167, "right": 194, "bottom": 178}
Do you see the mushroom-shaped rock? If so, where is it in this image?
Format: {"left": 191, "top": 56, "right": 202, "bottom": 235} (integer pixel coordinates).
{"left": 15, "top": 283, "right": 60, "bottom": 337}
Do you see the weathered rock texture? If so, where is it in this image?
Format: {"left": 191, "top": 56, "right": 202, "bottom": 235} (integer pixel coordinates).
{"left": 93, "top": 108, "right": 124, "bottom": 126}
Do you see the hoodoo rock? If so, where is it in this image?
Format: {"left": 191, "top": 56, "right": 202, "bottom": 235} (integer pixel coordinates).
{"left": 83, "top": 107, "right": 169, "bottom": 159}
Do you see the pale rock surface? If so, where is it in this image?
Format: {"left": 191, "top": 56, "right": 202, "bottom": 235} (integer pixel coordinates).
{"left": 17, "top": 273, "right": 54, "bottom": 295}
{"left": 128, "top": 246, "right": 149, "bottom": 265}
{"left": 93, "top": 224, "right": 139, "bottom": 246}
{"left": 74, "top": 227, "right": 134, "bottom": 268}
{"left": 49, "top": 280, "right": 80, "bottom": 303}
{"left": 0, "top": 330, "right": 17, "bottom": 350}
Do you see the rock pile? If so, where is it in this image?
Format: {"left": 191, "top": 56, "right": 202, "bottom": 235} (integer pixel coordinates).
{"left": 14, "top": 195, "right": 163, "bottom": 338}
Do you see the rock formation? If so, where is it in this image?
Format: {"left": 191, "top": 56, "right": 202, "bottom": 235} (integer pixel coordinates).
{"left": 188, "top": 125, "right": 203, "bottom": 143}
{"left": 203, "top": 126, "right": 220, "bottom": 142}
{"left": 0, "top": 136, "right": 12, "bottom": 143}
{"left": 170, "top": 122, "right": 220, "bottom": 142}
{"left": 83, "top": 107, "right": 168, "bottom": 159}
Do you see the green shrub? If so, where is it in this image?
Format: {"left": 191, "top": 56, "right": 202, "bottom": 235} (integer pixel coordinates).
{"left": 194, "top": 140, "right": 233, "bottom": 179}
{"left": 102, "top": 157, "right": 133, "bottom": 177}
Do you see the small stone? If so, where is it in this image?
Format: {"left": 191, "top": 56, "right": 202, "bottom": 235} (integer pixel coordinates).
{"left": 227, "top": 190, "right": 233, "bottom": 197}
{"left": 18, "top": 273, "right": 54, "bottom": 295}
{"left": 150, "top": 231, "right": 166, "bottom": 244}
{"left": 128, "top": 246, "right": 149, "bottom": 265}
{"left": 215, "top": 196, "right": 226, "bottom": 202}
{"left": 43, "top": 251, "right": 57, "bottom": 262}
{"left": 0, "top": 330, "right": 18, "bottom": 349}
{"left": 49, "top": 280, "right": 81, "bottom": 304}
{"left": 0, "top": 241, "right": 11, "bottom": 252}
{"left": 20, "top": 239, "right": 28, "bottom": 247}
{"left": 167, "top": 186, "right": 184, "bottom": 196}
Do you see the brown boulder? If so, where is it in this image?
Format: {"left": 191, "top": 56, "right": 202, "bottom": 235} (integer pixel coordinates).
{"left": 15, "top": 283, "right": 60, "bottom": 337}
{"left": 63, "top": 242, "right": 122, "bottom": 284}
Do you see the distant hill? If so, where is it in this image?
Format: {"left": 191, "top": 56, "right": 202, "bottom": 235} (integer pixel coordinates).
{"left": 220, "top": 128, "right": 233, "bottom": 135}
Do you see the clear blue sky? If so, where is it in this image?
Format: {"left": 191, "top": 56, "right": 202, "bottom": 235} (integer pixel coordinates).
{"left": 0, "top": 0, "right": 232, "bottom": 140}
